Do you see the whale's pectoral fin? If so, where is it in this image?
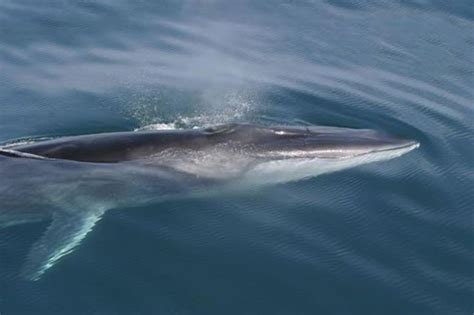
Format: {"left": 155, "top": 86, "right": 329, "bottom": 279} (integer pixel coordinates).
{"left": 20, "top": 209, "right": 105, "bottom": 281}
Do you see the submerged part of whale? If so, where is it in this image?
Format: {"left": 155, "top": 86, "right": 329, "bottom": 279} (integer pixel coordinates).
{"left": 0, "top": 123, "right": 419, "bottom": 280}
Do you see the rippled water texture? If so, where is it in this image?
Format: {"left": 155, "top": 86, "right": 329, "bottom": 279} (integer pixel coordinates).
{"left": 0, "top": 1, "right": 473, "bottom": 314}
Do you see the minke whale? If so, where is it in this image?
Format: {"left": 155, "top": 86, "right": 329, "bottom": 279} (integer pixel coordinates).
{"left": 0, "top": 123, "right": 419, "bottom": 280}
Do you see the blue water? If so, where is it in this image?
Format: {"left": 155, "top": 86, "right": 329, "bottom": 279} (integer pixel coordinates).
{"left": 0, "top": 1, "right": 473, "bottom": 314}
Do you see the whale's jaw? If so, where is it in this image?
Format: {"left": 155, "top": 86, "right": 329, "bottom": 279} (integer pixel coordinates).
{"left": 242, "top": 140, "right": 419, "bottom": 185}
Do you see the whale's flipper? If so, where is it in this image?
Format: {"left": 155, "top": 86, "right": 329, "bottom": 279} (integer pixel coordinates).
{"left": 20, "top": 209, "right": 105, "bottom": 281}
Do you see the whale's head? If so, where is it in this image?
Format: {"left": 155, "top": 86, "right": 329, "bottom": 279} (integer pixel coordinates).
{"left": 200, "top": 124, "right": 419, "bottom": 184}
{"left": 205, "top": 123, "right": 419, "bottom": 160}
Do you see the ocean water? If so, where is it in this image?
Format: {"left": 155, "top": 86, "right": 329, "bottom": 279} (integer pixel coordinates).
{"left": 0, "top": 0, "right": 473, "bottom": 314}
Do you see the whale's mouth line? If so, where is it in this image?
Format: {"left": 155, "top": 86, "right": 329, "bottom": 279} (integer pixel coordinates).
{"left": 251, "top": 140, "right": 420, "bottom": 161}
{"left": 369, "top": 141, "right": 420, "bottom": 154}
{"left": 341, "top": 141, "right": 420, "bottom": 160}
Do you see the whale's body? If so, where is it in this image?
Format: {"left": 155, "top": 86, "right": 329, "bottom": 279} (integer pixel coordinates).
{"left": 0, "top": 123, "right": 419, "bottom": 280}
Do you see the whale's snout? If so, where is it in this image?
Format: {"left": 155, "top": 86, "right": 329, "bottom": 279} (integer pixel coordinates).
{"left": 374, "top": 138, "right": 419, "bottom": 153}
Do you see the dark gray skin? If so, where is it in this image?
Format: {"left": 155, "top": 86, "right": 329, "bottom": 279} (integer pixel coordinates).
{"left": 9, "top": 123, "right": 417, "bottom": 162}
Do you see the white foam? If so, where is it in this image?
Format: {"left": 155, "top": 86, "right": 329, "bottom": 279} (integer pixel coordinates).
{"left": 134, "top": 122, "right": 179, "bottom": 131}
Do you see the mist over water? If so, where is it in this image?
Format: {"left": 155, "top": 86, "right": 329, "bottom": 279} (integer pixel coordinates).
{"left": 0, "top": 1, "right": 473, "bottom": 314}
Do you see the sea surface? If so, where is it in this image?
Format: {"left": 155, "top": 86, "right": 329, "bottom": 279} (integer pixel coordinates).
{"left": 0, "top": 1, "right": 473, "bottom": 314}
